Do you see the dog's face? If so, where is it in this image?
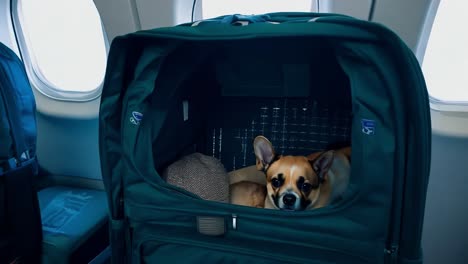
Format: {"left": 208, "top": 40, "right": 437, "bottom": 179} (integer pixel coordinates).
{"left": 254, "top": 136, "right": 334, "bottom": 211}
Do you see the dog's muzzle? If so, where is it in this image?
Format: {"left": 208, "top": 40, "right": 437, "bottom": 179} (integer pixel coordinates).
{"left": 278, "top": 192, "right": 301, "bottom": 211}
{"left": 283, "top": 194, "right": 296, "bottom": 206}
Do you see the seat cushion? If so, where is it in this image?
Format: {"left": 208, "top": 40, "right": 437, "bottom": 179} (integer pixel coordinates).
{"left": 38, "top": 186, "right": 108, "bottom": 264}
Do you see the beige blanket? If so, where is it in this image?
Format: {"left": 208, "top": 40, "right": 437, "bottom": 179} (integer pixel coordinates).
{"left": 162, "top": 153, "right": 230, "bottom": 202}
{"left": 162, "top": 153, "right": 265, "bottom": 203}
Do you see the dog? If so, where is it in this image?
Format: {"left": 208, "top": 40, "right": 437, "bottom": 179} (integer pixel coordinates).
{"left": 230, "top": 136, "right": 351, "bottom": 211}
{"left": 230, "top": 178, "right": 267, "bottom": 208}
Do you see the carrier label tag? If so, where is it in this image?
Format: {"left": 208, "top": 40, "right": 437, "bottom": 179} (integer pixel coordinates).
{"left": 361, "top": 119, "right": 376, "bottom": 135}
{"left": 130, "top": 111, "right": 143, "bottom": 125}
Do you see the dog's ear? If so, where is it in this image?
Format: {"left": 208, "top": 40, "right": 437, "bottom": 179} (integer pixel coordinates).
{"left": 253, "top": 136, "right": 276, "bottom": 171}
{"left": 311, "top": 150, "right": 334, "bottom": 181}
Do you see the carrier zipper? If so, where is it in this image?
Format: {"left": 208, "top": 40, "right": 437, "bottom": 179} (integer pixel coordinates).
{"left": 119, "top": 197, "right": 124, "bottom": 213}
{"left": 116, "top": 190, "right": 125, "bottom": 219}
{"left": 384, "top": 245, "right": 399, "bottom": 264}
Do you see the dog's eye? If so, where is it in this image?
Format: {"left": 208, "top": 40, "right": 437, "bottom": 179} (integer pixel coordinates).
{"left": 301, "top": 183, "right": 313, "bottom": 193}
{"left": 271, "top": 178, "right": 281, "bottom": 188}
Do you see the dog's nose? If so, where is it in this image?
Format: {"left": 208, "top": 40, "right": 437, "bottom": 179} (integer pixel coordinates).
{"left": 283, "top": 194, "right": 296, "bottom": 206}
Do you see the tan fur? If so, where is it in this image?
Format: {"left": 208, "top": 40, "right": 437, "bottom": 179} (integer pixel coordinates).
{"left": 306, "top": 146, "right": 351, "bottom": 209}
{"left": 230, "top": 181, "right": 266, "bottom": 208}
{"left": 228, "top": 166, "right": 266, "bottom": 185}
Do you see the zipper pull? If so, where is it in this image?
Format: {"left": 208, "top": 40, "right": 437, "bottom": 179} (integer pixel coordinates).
{"left": 232, "top": 214, "right": 237, "bottom": 230}
{"left": 385, "top": 245, "right": 399, "bottom": 264}
{"left": 117, "top": 196, "right": 124, "bottom": 218}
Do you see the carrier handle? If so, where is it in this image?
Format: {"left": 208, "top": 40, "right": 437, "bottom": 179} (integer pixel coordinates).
{"left": 190, "top": 13, "right": 344, "bottom": 27}
{"left": 192, "top": 14, "right": 271, "bottom": 27}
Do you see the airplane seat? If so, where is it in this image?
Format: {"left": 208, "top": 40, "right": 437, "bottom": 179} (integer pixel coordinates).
{"left": 0, "top": 41, "right": 109, "bottom": 264}
{"left": 38, "top": 186, "right": 109, "bottom": 264}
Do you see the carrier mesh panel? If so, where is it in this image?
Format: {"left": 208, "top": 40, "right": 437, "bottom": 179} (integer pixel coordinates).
{"left": 206, "top": 97, "right": 352, "bottom": 171}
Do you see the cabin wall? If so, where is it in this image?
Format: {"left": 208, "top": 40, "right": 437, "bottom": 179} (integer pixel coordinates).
{"left": 423, "top": 134, "right": 468, "bottom": 263}
{"left": 94, "top": 0, "right": 199, "bottom": 42}
{"left": 36, "top": 112, "right": 102, "bottom": 180}
{"left": 94, "top": 0, "right": 141, "bottom": 42}
{"left": 323, "top": 0, "right": 372, "bottom": 20}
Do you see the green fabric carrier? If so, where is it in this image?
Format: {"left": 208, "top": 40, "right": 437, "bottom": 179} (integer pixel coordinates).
{"left": 99, "top": 13, "right": 431, "bottom": 264}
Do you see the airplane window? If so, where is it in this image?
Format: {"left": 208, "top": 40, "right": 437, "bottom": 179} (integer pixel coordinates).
{"left": 15, "top": 0, "right": 107, "bottom": 98}
{"left": 422, "top": 1, "right": 468, "bottom": 103}
{"left": 202, "top": 0, "right": 312, "bottom": 19}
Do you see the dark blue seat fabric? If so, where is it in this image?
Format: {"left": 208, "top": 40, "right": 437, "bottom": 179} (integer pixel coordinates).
{"left": 38, "top": 186, "right": 108, "bottom": 264}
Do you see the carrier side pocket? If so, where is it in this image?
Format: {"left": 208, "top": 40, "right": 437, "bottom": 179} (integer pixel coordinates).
{"left": 134, "top": 238, "right": 293, "bottom": 264}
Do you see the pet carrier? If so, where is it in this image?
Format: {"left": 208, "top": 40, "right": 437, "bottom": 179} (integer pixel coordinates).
{"left": 99, "top": 13, "right": 431, "bottom": 264}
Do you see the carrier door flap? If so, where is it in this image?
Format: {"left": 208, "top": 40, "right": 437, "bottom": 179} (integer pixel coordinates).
{"left": 217, "top": 62, "right": 310, "bottom": 97}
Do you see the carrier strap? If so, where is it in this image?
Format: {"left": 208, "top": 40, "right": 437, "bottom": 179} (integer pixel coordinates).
{"left": 0, "top": 55, "right": 30, "bottom": 162}
{"left": 190, "top": 13, "right": 335, "bottom": 27}
{"left": 191, "top": 14, "right": 270, "bottom": 27}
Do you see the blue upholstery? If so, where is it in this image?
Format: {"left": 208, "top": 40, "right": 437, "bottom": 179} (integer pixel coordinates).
{"left": 38, "top": 186, "right": 108, "bottom": 264}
